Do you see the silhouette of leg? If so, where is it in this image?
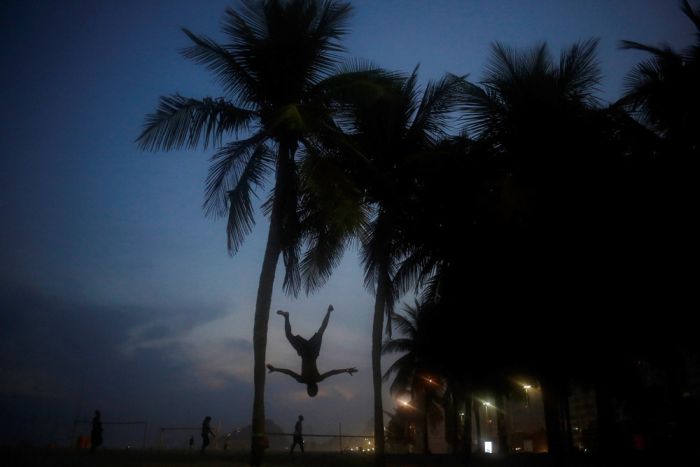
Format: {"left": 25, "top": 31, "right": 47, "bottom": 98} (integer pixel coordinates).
{"left": 316, "top": 306, "right": 332, "bottom": 337}
{"left": 281, "top": 311, "right": 294, "bottom": 341}
{"left": 279, "top": 310, "right": 305, "bottom": 355}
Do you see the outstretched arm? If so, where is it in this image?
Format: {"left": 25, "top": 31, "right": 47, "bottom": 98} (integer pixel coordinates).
{"left": 266, "top": 364, "right": 303, "bottom": 383}
{"left": 318, "top": 367, "right": 357, "bottom": 382}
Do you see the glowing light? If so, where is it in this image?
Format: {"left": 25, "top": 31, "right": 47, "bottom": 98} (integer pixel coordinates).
{"left": 484, "top": 441, "right": 493, "bottom": 454}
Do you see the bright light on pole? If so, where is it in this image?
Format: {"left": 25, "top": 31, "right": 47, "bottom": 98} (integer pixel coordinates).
{"left": 523, "top": 384, "right": 532, "bottom": 408}
{"left": 482, "top": 401, "right": 493, "bottom": 423}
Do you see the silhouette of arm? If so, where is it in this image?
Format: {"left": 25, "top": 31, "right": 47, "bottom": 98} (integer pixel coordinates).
{"left": 318, "top": 367, "right": 357, "bottom": 382}
{"left": 267, "top": 364, "right": 303, "bottom": 383}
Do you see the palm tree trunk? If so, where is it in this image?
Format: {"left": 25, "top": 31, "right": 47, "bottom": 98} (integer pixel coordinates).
{"left": 542, "top": 377, "right": 565, "bottom": 460}
{"left": 443, "top": 389, "right": 458, "bottom": 454}
{"left": 249, "top": 220, "right": 281, "bottom": 465}
{"left": 462, "top": 392, "right": 472, "bottom": 458}
{"left": 473, "top": 398, "right": 482, "bottom": 454}
{"left": 372, "top": 271, "right": 388, "bottom": 467}
{"left": 497, "top": 394, "right": 509, "bottom": 454}
{"left": 422, "top": 390, "right": 430, "bottom": 454}
{"left": 250, "top": 145, "right": 288, "bottom": 466}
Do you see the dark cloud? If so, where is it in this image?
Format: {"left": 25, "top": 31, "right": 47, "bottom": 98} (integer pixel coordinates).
{"left": 0, "top": 281, "right": 252, "bottom": 447}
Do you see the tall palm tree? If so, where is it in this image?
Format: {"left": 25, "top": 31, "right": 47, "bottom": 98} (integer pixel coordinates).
{"left": 136, "top": 1, "right": 363, "bottom": 464}
{"left": 460, "top": 39, "right": 607, "bottom": 458}
{"left": 336, "top": 68, "right": 467, "bottom": 463}
{"left": 382, "top": 301, "right": 444, "bottom": 454}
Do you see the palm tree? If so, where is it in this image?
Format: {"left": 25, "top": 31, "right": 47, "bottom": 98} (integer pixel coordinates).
{"left": 618, "top": 0, "right": 699, "bottom": 274}
{"left": 335, "top": 68, "right": 467, "bottom": 463}
{"left": 619, "top": 0, "right": 700, "bottom": 155}
{"left": 136, "top": 2, "right": 365, "bottom": 464}
{"left": 460, "top": 39, "right": 608, "bottom": 458}
{"left": 382, "top": 301, "right": 444, "bottom": 454}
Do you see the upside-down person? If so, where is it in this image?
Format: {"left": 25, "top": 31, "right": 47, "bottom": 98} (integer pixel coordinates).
{"left": 267, "top": 305, "right": 357, "bottom": 397}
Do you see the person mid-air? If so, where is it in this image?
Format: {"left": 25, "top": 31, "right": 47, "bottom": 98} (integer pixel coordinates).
{"left": 267, "top": 305, "right": 357, "bottom": 397}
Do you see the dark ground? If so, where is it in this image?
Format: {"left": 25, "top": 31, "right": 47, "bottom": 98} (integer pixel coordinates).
{"left": 1, "top": 448, "right": 695, "bottom": 467}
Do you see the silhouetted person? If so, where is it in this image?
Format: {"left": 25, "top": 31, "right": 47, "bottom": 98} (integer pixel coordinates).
{"left": 290, "top": 415, "right": 304, "bottom": 454}
{"left": 267, "top": 305, "right": 357, "bottom": 397}
{"left": 200, "top": 416, "right": 214, "bottom": 454}
{"left": 90, "top": 410, "right": 103, "bottom": 453}
{"left": 189, "top": 435, "right": 194, "bottom": 450}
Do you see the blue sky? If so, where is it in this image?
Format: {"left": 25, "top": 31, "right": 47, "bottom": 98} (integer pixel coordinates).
{"left": 0, "top": 0, "right": 695, "bottom": 447}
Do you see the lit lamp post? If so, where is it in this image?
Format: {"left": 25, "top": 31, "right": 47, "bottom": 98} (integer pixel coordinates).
{"left": 523, "top": 385, "right": 532, "bottom": 408}
{"left": 481, "top": 401, "right": 494, "bottom": 454}
{"left": 483, "top": 401, "right": 493, "bottom": 422}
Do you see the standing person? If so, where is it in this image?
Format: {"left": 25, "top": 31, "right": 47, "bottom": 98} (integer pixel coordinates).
{"left": 290, "top": 415, "right": 304, "bottom": 454}
{"left": 189, "top": 435, "right": 194, "bottom": 450}
{"left": 267, "top": 305, "right": 357, "bottom": 397}
{"left": 90, "top": 410, "right": 103, "bottom": 453}
{"left": 200, "top": 416, "right": 215, "bottom": 454}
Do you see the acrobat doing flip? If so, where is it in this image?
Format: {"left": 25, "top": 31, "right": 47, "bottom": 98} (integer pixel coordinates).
{"left": 267, "top": 305, "right": 357, "bottom": 397}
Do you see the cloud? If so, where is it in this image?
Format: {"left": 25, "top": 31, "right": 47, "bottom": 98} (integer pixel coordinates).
{"left": 0, "top": 281, "right": 254, "bottom": 445}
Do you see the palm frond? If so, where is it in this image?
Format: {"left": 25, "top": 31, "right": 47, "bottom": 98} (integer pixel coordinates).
{"left": 400, "top": 65, "right": 422, "bottom": 128}
{"left": 136, "top": 95, "right": 255, "bottom": 151}
{"left": 462, "top": 82, "right": 504, "bottom": 137}
{"left": 681, "top": 0, "right": 700, "bottom": 32}
{"left": 558, "top": 39, "right": 601, "bottom": 104}
{"left": 382, "top": 338, "right": 414, "bottom": 355}
{"left": 620, "top": 59, "right": 664, "bottom": 120}
{"left": 389, "top": 311, "right": 416, "bottom": 339}
{"left": 282, "top": 241, "right": 303, "bottom": 298}
{"left": 223, "top": 0, "right": 352, "bottom": 97}
{"left": 211, "top": 138, "right": 274, "bottom": 253}
{"left": 485, "top": 42, "right": 520, "bottom": 84}
{"left": 315, "top": 60, "right": 404, "bottom": 114}
{"left": 204, "top": 131, "right": 271, "bottom": 217}
{"left": 298, "top": 143, "right": 368, "bottom": 293}
{"left": 619, "top": 40, "right": 677, "bottom": 58}
{"left": 383, "top": 352, "right": 413, "bottom": 381}
{"left": 408, "top": 73, "right": 469, "bottom": 146}
{"left": 181, "top": 28, "right": 259, "bottom": 105}
{"left": 394, "top": 251, "right": 439, "bottom": 298}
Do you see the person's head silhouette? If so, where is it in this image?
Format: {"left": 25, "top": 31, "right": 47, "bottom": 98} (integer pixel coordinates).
{"left": 298, "top": 415, "right": 304, "bottom": 421}
{"left": 306, "top": 383, "right": 318, "bottom": 397}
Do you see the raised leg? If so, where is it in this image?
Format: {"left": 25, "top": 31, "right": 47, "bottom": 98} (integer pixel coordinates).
{"left": 316, "top": 305, "right": 333, "bottom": 337}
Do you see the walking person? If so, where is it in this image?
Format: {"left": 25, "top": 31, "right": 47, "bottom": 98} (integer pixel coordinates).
{"left": 90, "top": 410, "right": 103, "bottom": 453}
{"left": 200, "top": 416, "right": 215, "bottom": 454}
{"left": 290, "top": 415, "right": 304, "bottom": 454}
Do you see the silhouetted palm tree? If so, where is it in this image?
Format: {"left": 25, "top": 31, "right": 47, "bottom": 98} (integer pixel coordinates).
{"left": 460, "top": 39, "right": 609, "bottom": 458}
{"left": 336, "top": 67, "right": 467, "bottom": 462}
{"left": 136, "top": 2, "right": 367, "bottom": 464}
{"left": 620, "top": 0, "right": 700, "bottom": 155}
{"left": 618, "top": 1, "right": 699, "bottom": 278}
{"left": 383, "top": 301, "right": 443, "bottom": 454}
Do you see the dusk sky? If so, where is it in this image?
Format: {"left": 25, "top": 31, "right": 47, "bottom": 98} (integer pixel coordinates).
{"left": 1, "top": 0, "right": 695, "bottom": 447}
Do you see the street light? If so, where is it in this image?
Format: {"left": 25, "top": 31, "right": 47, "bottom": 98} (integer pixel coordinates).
{"left": 523, "top": 385, "right": 532, "bottom": 408}
{"left": 482, "top": 401, "right": 493, "bottom": 423}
